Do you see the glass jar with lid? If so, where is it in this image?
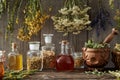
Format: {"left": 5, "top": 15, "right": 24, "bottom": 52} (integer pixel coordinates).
{"left": 74, "top": 52, "right": 84, "bottom": 69}
{"left": 27, "top": 41, "right": 43, "bottom": 71}
{"left": 41, "top": 34, "right": 55, "bottom": 69}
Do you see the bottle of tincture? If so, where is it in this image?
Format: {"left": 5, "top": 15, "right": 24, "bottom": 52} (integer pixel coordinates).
{"left": 8, "top": 42, "right": 23, "bottom": 71}
{"left": 56, "top": 40, "right": 74, "bottom": 71}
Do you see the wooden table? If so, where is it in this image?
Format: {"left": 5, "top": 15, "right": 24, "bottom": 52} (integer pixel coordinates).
{"left": 24, "top": 69, "right": 116, "bottom": 80}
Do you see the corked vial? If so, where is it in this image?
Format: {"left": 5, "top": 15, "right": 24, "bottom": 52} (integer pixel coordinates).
{"left": 8, "top": 42, "right": 23, "bottom": 71}
{"left": 56, "top": 40, "right": 74, "bottom": 71}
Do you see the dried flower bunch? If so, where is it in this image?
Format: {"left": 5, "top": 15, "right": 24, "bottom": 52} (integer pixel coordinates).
{"left": 0, "top": 0, "right": 6, "bottom": 35}
{"left": 90, "top": 0, "right": 111, "bottom": 37}
{"left": 17, "top": 0, "right": 49, "bottom": 41}
{"left": 5, "top": 0, "right": 20, "bottom": 40}
{"left": 0, "top": 0, "right": 6, "bottom": 18}
{"left": 0, "top": 0, "right": 49, "bottom": 41}
{"left": 109, "top": 0, "right": 120, "bottom": 29}
{"left": 109, "top": 71, "right": 120, "bottom": 80}
{"left": 114, "top": 9, "right": 120, "bottom": 29}
{"left": 51, "top": 0, "right": 91, "bottom": 36}
{"left": 114, "top": 43, "right": 120, "bottom": 52}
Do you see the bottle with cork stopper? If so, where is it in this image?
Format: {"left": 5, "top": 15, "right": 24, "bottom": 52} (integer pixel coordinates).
{"left": 56, "top": 40, "right": 74, "bottom": 71}
{"left": 8, "top": 42, "right": 23, "bottom": 71}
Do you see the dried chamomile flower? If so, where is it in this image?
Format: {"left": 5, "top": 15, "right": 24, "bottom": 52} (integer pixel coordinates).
{"left": 51, "top": 4, "right": 91, "bottom": 36}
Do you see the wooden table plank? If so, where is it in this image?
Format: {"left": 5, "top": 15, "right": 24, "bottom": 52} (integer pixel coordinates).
{"left": 24, "top": 69, "right": 116, "bottom": 80}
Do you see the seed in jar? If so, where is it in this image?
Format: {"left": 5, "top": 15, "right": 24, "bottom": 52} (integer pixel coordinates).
{"left": 74, "top": 57, "right": 83, "bottom": 68}
{"left": 27, "top": 57, "right": 42, "bottom": 70}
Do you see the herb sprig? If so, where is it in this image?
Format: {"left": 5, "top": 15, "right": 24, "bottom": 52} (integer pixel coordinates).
{"left": 85, "top": 40, "right": 109, "bottom": 49}
{"left": 3, "top": 70, "right": 37, "bottom": 80}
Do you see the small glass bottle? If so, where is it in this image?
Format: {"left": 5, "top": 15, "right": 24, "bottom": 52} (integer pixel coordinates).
{"left": 56, "top": 40, "right": 74, "bottom": 71}
{"left": 41, "top": 34, "right": 55, "bottom": 69}
{"left": 8, "top": 42, "right": 23, "bottom": 71}
{"left": 27, "top": 41, "right": 43, "bottom": 71}
{"left": 0, "top": 51, "right": 5, "bottom": 79}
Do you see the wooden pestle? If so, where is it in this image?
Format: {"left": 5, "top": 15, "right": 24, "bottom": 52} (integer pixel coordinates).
{"left": 103, "top": 28, "right": 119, "bottom": 43}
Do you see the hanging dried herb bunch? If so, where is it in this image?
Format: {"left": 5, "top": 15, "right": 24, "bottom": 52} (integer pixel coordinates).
{"left": 90, "top": 0, "right": 111, "bottom": 37}
{"left": 51, "top": 0, "right": 91, "bottom": 36}
{"left": 6, "top": 0, "right": 21, "bottom": 40}
{"left": 17, "top": 0, "right": 49, "bottom": 41}
{"left": 0, "top": 0, "right": 6, "bottom": 18}
{"left": 0, "top": 0, "right": 49, "bottom": 41}
{"left": 0, "top": 0, "right": 6, "bottom": 34}
{"left": 109, "top": 0, "right": 120, "bottom": 29}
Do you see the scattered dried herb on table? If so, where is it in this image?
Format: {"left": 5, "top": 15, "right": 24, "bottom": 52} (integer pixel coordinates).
{"left": 109, "top": 70, "right": 120, "bottom": 80}
{"left": 3, "top": 70, "right": 37, "bottom": 80}
{"left": 85, "top": 69, "right": 106, "bottom": 76}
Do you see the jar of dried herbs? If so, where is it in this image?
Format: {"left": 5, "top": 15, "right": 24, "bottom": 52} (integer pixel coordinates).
{"left": 74, "top": 52, "right": 84, "bottom": 68}
{"left": 41, "top": 34, "right": 56, "bottom": 69}
{"left": 27, "top": 41, "right": 43, "bottom": 71}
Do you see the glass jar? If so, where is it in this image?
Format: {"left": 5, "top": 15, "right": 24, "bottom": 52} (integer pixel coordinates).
{"left": 74, "top": 52, "right": 84, "bottom": 68}
{"left": 56, "top": 40, "right": 74, "bottom": 71}
{"left": 8, "top": 42, "right": 23, "bottom": 71}
{"left": 0, "top": 51, "right": 5, "bottom": 79}
{"left": 27, "top": 41, "right": 43, "bottom": 71}
{"left": 41, "top": 34, "right": 56, "bottom": 69}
